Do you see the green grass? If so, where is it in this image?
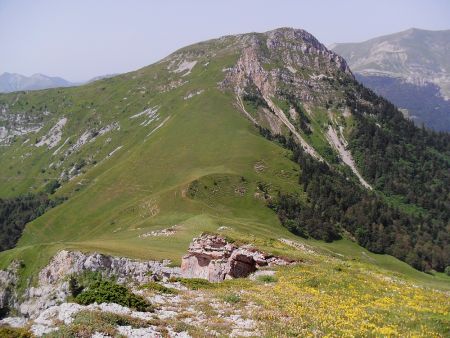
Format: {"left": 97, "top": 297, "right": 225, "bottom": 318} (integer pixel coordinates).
{"left": 222, "top": 293, "right": 241, "bottom": 304}
{"left": 170, "top": 277, "right": 214, "bottom": 290}
{"left": 140, "top": 281, "right": 178, "bottom": 294}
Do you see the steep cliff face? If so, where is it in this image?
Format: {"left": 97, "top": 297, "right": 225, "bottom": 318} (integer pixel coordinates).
{"left": 221, "top": 28, "right": 370, "bottom": 186}
{"left": 223, "top": 28, "right": 353, "bottom": 110}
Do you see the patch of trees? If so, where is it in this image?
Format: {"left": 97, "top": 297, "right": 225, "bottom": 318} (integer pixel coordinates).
{"left": 277, "top": 89, "right": 312, "bottom": 135}
{"left": 242, "top": 83, "right": 269, "bottom": 110}
{"left": 0, "top": 193, "right": 63, "bottom": 252}
{"left": 259, "top": 125, "right": 449, "bottom": 272}
{"left": 344, "top": 80, "right": 450, "bottom": 223}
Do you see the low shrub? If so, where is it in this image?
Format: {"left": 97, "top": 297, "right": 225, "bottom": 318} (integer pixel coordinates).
{"left": 69, "top": 275, "right": 83, "bottom": 297}
{"left": 75, "top": 279, "right": 153, "bottom": 312}
{"left": 223, "top": 293, "right": 241, "bottom": 304}
{"left": 256, "top": 274, "right": 278, "bottom": 283}
{"left": 140, "top": 281, "right": 178, "bottom": 294}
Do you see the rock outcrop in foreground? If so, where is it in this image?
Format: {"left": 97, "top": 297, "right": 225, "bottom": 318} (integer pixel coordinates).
{"left": 181, "top": 234, "right": 292, "bottom": 282}
{"left": 0, "top": 250, "right": 179, "bottom": 319}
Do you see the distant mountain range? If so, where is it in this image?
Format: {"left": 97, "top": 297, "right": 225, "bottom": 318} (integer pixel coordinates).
{"left": 332, "top": 28, "right": 450, "bottom": 132}
{"left": 0, "top": 72, "right": 118, "bottom": 93}
{"left": 0, "top": 72, "right": 75, "bottom": 92}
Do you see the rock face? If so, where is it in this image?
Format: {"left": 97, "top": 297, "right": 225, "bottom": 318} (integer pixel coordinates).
{"left": 181, "top": 234, "right": 291, "bottom": 282}
{"left": 222, "top": 28, "right": 353, "bottom": 109}
{"left": 0, "top": 250, "right": 179, "bottom": 319}
{"left": 0, "top": 261, "right": 20, "bottom": 317}
{"left": 218, "top": 28, "right": 373, "bottom": 185}
{"left": 38, "top": 250, "right": 176, "bottom": 286}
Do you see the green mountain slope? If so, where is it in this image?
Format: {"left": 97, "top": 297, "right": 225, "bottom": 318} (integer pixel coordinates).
{"left": 0, "top": 28, "right": 449, "bottom": 290}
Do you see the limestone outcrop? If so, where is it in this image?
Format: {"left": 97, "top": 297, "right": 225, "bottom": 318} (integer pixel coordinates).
{"left": 0, "top": 250, "right": 179, "bottom": 319}
{"left": 38, "top": 250, "right": 176, "bottom": 286}
{"left": 181, "top": 234, "right": 292, "bottom": 282}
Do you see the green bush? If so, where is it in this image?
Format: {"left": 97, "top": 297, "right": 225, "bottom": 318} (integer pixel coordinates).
{"left": 140, "top": 281, "right": 178, "bottom": 294}
{"left": 44, "top": 179, "right": 60, "bottom": 194}
{"left": 445, "top": 266, "right": 450, "bottom": 276}
{"left": 74, "top": 276, "right": 153, "bottom": 312}
{"left": 256, "top": 274, "right": 278, "bottom": 283}
{"left": 223, "top": 293, "right": 241, "bottom": 304}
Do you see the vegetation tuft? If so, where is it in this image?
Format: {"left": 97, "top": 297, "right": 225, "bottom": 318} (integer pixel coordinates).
{"left": 0, "top": 326, "right": 33, "bottom": 338}
{"left": 256, "top": 274, "right": 278, "bottom": 283}
{"left": 169, "top": 277, "right": 214, "bottom": 290}
{"left": 140, "top": 281, "right": 178, "bottom": 294}
{"left": 222, "top": 293, "right": 241, "bottom": 304}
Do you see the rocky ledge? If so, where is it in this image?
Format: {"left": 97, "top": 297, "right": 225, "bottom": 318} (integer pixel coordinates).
{"left": 181, "top": 234, "right": 293, "bottom": 282}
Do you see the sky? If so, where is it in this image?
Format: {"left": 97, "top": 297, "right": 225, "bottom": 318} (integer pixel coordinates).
{"left": 1, "top": 0, "right": 449, "bottom": 82}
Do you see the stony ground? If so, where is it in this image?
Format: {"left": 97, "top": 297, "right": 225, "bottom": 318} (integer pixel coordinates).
{"left": 144, "top": 281, "right": 262, "bottom": 337}
{"left": 3, "top": 276, "right": 269, "bottom": 337}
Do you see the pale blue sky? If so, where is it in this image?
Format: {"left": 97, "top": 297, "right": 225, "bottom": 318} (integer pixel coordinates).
{"left": 1, "top": 0, "right": 449, "bottom": 82}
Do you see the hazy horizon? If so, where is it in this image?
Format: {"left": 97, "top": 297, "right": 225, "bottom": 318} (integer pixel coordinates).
{"left": 1, "top": 0, "right": 449, "bottom": 82}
